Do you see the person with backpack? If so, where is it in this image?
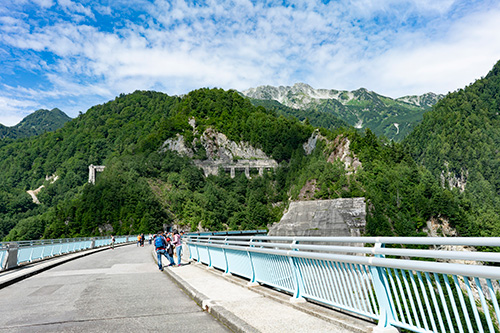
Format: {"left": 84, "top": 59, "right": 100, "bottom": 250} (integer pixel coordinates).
{"left": 165, "top": 236, "right": 175, "bottom": 264}
{"left": 155, "top": 232, "right": 174, "bottom": 271}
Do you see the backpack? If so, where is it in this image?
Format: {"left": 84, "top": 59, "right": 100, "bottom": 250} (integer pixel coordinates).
{"left": 155, "top": 236, "right": 165, "bottom": 248}
{"left": 166, "top": 242, "right": 174, "bottom": 256}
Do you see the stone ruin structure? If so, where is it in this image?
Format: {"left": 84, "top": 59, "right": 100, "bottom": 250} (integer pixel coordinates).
{"left": 88, "top": 164, "right": 105, "bottom": 184}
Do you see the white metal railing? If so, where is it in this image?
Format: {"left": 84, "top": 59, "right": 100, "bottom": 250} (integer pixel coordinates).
{"left": 0, "top": 235, "right": 134, "bottom": 270}
{"left": 186, "top": 235, "right": 500, "bottom": 333}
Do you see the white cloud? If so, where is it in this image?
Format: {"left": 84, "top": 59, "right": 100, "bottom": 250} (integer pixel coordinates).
{"left": 362, "top": 8, "right": 500, "bottom": 96}
{"left": 1, "top": 0, "right": 500, "bottom": 124}
{"left": 0, "top": 95, "right": 39, "bottom": 126}
{"left": 57, "top": 0, "right": 95, "bottom": 20}
{"left": 32, "top": 0, "right": 55, "bottom": 8}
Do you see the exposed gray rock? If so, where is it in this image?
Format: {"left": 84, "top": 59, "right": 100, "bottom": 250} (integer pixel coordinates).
{"left": 160, "top": 127, "right": 270, "bottom": 162}
{"left": 268, "top": 198, "right": 366, "bottom": 237}
{"left": 303, "top": 130, "right": 321, "bottom": 155}
{"left": 440, "top": 161, "right": 467, "bottom": 192}
{"left": 396, "top": 92, "right": 444, "bottom": 108}
{"left": 160, "top": 126, "right": 278, "bottom": 178}
{"left": 327, "top": 137, "right": 362, "bottom": 173}
{"left": 160, "top": 133, "right": 194, "bottom": 157}
{"left": 200, "top": 128, "right": 269, "bottom": 161}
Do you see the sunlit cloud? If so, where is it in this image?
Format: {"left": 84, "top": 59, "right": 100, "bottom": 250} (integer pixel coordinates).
{"left": 0, "top": 0, "right": 499, "bottom": 126}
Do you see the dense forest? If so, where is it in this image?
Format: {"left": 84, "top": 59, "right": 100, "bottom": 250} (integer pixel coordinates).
{"left": 1, "top": 60, "right": 499, "bottom": 241}
{"left": 404, "top": 59, "right": 500, "bottom": 237}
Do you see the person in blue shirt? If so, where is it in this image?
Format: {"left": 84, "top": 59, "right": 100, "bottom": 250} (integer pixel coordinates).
{"left": 154, "top": 232, "right": 174, "bottom": 270}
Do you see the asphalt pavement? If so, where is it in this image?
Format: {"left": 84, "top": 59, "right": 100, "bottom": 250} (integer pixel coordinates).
{"left": 0, "top": 243, "right": 230, "bottom": 332}
{"left": 0, "top": 242, "right": 376, "bottom": 332}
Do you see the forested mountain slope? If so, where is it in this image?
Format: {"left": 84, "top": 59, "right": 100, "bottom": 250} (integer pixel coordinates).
{"left": 0, "top": 108, "right": 71, "bottom": 140}
{"left": 0, "top": 87, "right": 479, "bottom": 241}
{"left": 0, "top": 90, "right": 314, "bottom": 239}
{"left": 404, "top": 60, "right": 500, "bottom": 237}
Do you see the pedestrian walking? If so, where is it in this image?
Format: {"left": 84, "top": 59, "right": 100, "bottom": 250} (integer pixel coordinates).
{"left": 173, "top": 230, "right": 183, "bottom": 266}
{"left": 155, "top": 232, "right": 174, "bottom": 271}
{"left": 110, "top": 235, "right": 115, "bottom": 250}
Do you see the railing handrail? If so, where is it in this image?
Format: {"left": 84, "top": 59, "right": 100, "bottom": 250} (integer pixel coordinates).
{"left": 0, "top": 235, "right": 130, "bottom": 248}
{"left": 189, "top": 235, "right": 500, "bottom": 246}
{"left": 187, "top": 236, "right": 500, "bottom": 261}
{"left": 186, "top": 235, "right": 500, "bottom": 332}
{"left": 1, "top": 234, "right": 136, "bottom": 271}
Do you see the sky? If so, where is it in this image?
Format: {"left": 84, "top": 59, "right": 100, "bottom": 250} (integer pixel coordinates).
{"left": 1, "top": 0, "right": 500, "bottom": 126}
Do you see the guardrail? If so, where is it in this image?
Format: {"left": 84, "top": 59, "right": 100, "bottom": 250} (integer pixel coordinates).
{"left": 0, "top": 235, "right": 134, "bottom": 271}
{"left": 186, "top": 235, "right": 500, "bottom": 333}
{"left": 186, "top": 229, "right": 268, "bottom": 237}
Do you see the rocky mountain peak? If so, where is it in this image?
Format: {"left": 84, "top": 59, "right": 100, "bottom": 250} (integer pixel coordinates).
{"left": 396, "top": 92, "right": 444, "bottom": 108}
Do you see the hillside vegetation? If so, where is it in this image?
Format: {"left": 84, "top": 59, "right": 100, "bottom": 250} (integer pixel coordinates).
{"left": 2, "top": 59, "right": 499, "bottom": 241}
{"left": 404, "top": 59, "right": 500, "bottom": 236}
{"left": 0, "top": 89, "right": 314, "bottom": 239}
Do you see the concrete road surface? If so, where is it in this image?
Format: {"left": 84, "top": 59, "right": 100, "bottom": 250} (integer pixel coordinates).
{"left": 0, "top": 244, "right": 230, "bottom": 332}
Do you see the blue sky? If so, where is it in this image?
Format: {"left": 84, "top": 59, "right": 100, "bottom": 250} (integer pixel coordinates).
{"left": 1, "top": 0, "right": 500, "bottom": 126}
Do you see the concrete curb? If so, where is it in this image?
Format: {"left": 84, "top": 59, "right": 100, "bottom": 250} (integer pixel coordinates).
{"left": 200, "top": 266, "right": 375, "bottom": 333}
{"left": 151, "top": 249, "right": 375, "bottom": 333}
{"left": 221, "top": 274, "right": 375, "bottom": 333}
{"left": 167, "top": 267, "right": 259, "bottom": 333}
{"left": 151, "top": 249, "right": 260, "bottom": 333}
{"left": 0, "top": 242, "right": 133, "bottom": 289}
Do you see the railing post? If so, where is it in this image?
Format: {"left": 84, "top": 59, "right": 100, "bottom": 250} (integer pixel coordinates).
{"left": 28, "top": 242, "right": 34, "bottom": 262}
{"left": 247, "top": 237, "right": 259, "bottom": 286}
{"left": 195, "top": 237, "right": 201, "bottom": 263}
{"left": 370, "top": 242, "right": 398, "bottom": 332}
{"left": 41, "top": 244, "right": 46, "bottom": 259}
{"left": 6, "top": 242, "right": 19, "bottom": 269}
{"left": 222, "top": 237, "right": 231, "bottom": 274}
{"left": 290, "top": 239, "right": 306, "bottom": 303}
{"left": 206, "top": 236, "right": 212, "bottom": 268}
{"left": 187, "top": 236, "right": 193, "bottom": 261}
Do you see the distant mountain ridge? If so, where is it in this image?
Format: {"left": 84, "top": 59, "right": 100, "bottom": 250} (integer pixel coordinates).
{"left": 396, "top": 92, "right": 443, "bottom": 108}
{"left": 0, "top": 108, "right": 72, "bottom": 140}
{"left": 242, "top": 83, "right": 444, "bottom": 141}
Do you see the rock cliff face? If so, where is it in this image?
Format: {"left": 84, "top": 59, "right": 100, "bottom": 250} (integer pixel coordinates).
{"left": 160, "top": 125, "right": 277, "bottom": 177}
{"left": 161, "top": 127, "right": 270, "bottom": 162}
{"left": 161, "top": 133, "right": 194, "bottom": 157}
{"left": 440, "top": 162, "right": 467, "bottom": 192}
{"left": 268, "top": 198, "right": 366, "bottom": 237}
{"left": 200, "top": 128, "right": 269, "bottom": 161}
{"left": 327, "top": 136, "right": 362, "bottom": 173}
